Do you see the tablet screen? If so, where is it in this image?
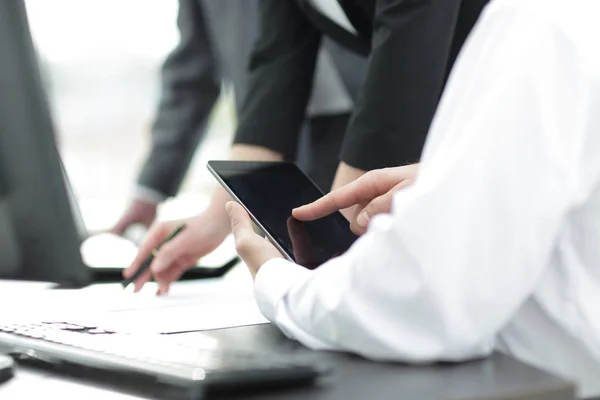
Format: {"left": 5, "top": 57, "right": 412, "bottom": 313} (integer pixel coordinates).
{"left": 209, "top": 161, "right": 358, "bottom": 269}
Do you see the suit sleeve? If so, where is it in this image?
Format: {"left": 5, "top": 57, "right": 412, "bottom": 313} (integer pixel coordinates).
{"left": 340, "top": 0, "right": 467, "bottom": 170}
{"left": 137, "top": 0, "right": 221, "bottom": 198}
{"left": 233, "top": 0, "right": 322, "bottom": 159}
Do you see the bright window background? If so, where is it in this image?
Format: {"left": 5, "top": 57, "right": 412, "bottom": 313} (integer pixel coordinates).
{"left": 24, "top": 0, "right": 235, "bottom": 232}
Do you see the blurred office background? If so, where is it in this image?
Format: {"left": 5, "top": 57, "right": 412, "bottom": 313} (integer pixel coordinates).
{"left": 24, "top": 0, "right": 235, "bottom": 232}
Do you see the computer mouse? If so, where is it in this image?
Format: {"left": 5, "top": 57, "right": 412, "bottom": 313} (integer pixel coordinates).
{"left": 0, "top": 354, "right": 14, "bottom": 384}
{"left": 80, "top": 233, "right": 138, "bottom": 268}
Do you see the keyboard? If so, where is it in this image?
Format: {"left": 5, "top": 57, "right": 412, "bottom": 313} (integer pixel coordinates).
{"left": 0, "top": 321, "right": 324, "bottom": 397}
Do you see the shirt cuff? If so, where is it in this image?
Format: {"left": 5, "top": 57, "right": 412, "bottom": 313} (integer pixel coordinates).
{"left": 134, "top": 185, "right": 168, "bottom": 205}
{"left": 254, "top": 258, "right": 312, "bottom": 322}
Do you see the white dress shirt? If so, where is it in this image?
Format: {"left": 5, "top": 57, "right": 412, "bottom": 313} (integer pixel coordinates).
{"left": 254, "top": 0, "right": 600, "bottom": 397}
{"left": 309, "top": 0, "right": 357, "bottom": 35}
{"left": 304, "top": 0, "right": 357, "bottom": 118}
{"left": 306, "top": 48, "right": 354, "bottom": 117}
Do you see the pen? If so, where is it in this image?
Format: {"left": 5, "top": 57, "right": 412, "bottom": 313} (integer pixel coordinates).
{"left": 121, "top": 224, "right": 186, "bottom": 289}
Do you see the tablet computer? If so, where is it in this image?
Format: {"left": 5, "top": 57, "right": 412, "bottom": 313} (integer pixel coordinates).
{"left": 208, "top": 161, "right": 358, "bottom": 269}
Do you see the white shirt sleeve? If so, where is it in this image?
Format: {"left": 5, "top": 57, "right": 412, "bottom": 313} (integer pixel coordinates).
{"left": 254, "top": 3, "right": 588, "bottom": 362}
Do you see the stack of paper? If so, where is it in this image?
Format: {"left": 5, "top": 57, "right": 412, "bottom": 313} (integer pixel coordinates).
{"left": 1, "top": 265, "right": 268, "bottom": 333}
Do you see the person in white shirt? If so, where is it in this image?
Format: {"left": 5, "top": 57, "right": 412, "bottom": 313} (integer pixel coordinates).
{"left": 225, "top": 0, "right": 600, "bottom": 397}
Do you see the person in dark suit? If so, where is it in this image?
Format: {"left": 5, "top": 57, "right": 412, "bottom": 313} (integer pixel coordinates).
{"left": 111, "top": 0, "right": 367, "bottom": 236}
{"left": 110, "top": 0, "right": 223, "bottom": 235}
{"left": 234, "top": 0, "right": 490, "bottom": 192}
{"left": 125, "top": 0, "right": 490, "bottom": 294}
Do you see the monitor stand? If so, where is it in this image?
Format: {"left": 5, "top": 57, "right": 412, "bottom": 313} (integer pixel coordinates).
{"left": 0, "top": 195, "right": 20, "bottom": 277}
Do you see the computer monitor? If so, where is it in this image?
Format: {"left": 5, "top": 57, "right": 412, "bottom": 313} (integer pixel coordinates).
{"left": 0, "top": 0, "right": 90, "bottom": 287}
{"left": 0, "top": 1, "right": 241, "bottom": 287}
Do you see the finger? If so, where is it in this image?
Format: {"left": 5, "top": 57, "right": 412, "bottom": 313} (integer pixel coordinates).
{"left": 110, "top": 222, "right": 127, "bottom": 236}
{"left": 123, "top": 223, "right": 170, "bottom": 278}
{"left": 149, "top": 235, "right": 187, "bottom": 275}
{"left": 355, "top": 181, "right": 409, "bottom": 230}
{"left": 133, "top": 269, "right": 153, "bottom": 293}
{"left": 110, "top": 216, "right": 135, "bottom": 236}
{"left": 292, "top": 170, "right": 396, "bottom": 221}
{"left": 226, "top": 202, "right": 261, "bottom": 253}
{"left": 155, "top": 260, "right": 190, "bottom": 296}
{"left": 348, "top": 204, "right": 369, "bottom": 236}
{"left": 292, "top": 182, "right": 363, "bottom": 221}
{"left": 340, "top": 204, "right": 358, "bottom": 222}
{"left": 357, "top": 192, "right": 394, "bottom": 227}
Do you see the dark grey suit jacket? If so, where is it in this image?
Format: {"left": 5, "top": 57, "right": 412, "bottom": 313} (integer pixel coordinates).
{"left": 137, "top": 0, "right": 367, "bottom": 199}
{"left": 136, "top": 0, "right": 220, "bottom": 199}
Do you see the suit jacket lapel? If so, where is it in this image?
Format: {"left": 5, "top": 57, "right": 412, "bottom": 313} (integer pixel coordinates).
{"left": 337, "top": 0, "right": 373, "bottom": 41}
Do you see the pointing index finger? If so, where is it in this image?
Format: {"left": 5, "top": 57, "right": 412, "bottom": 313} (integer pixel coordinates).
{"left": 293, "top": 172, "right": 392, "bottom": 221}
